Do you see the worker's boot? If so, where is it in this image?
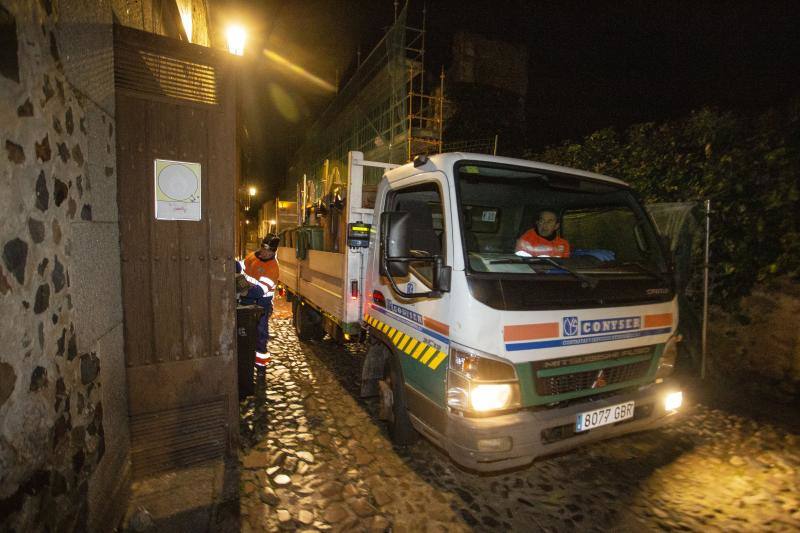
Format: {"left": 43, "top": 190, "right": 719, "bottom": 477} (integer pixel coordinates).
{"left": 253, "top": 351, "right": 269, "bottom": 402}
{"left": 255, "top": 364, "right": 266, "bottom": 392}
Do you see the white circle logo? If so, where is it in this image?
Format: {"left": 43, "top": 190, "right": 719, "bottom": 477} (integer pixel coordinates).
{"left": 158, "top": 164, "right": 199, "bottom": 201}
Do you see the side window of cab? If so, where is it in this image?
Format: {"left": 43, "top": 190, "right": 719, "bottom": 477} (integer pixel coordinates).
{"left": 389, "top": 182, "right": 446, "bottom": 288}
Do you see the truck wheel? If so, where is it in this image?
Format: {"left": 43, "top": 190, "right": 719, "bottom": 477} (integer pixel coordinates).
{"left": 291, "top": 299, "right": 299, "bottom": 327}
{"left": 329, "top": 323, "right": 347, "bottom": 345}
{"left": 295, "top": 303, "right": 324, "bottom": 341}
{"left": 380, "top": 355, "right": 418, "bottom": 445}
{"left": 307, "top": 308, "right": 325, "bottom": 341}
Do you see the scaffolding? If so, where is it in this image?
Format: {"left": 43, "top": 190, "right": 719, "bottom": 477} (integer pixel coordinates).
{"left": 285, "top": 5, "right": 443, "bottom": 207}
{"left": 442, "top": 136, "right": 497, "bottom": 155}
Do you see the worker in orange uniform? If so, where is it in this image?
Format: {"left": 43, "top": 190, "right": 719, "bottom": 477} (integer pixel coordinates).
{"left": 236, "top": 235, "right": 280, "bottom": 369}
{"left": 516, "top": 209, "right": 571, "bottom": 258}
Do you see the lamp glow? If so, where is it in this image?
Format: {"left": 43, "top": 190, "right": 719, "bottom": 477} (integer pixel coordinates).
{"left": 226, "top": 25, "right": 246, "bottom": 56}
{"left": 664, "top": 391, "right": 683, "bottom": 411}
{"left": 178, "top": 5, "right": 192, "bottom": 42}
{"left": 248, "top": 186, "right": 256, "bottom": 196}
{"left": 470, "top": 383, "right": 513, "bottom": 412}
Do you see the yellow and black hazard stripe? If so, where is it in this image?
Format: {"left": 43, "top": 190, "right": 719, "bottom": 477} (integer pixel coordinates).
{"left": 363, "top": 313, "right": 448, "bottom": 371}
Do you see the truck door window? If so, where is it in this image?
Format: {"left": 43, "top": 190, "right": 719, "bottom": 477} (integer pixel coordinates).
{"left": 390, "top": 182, "right": 446, "bottom": 288}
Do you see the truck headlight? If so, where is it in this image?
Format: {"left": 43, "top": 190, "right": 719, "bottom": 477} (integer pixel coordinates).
{"left": 446, "top": 344, "right": 520, "bottom": 414}
{"left": 664, "top": 391, "right": 683, "bottom": 411}
{"left": 655, "top": 334, "right": 681, "bottom": 379}
{"left": 470, "top": 383, "right": 514, "bottom": 412}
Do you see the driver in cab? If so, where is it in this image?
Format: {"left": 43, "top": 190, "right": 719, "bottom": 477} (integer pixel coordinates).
{"left": 515, "top": 209, "right": 570, "bottom": 258}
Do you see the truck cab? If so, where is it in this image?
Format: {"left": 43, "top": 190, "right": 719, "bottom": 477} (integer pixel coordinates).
{"left": 362, "top": 152, "right": 682, "bottom": 472}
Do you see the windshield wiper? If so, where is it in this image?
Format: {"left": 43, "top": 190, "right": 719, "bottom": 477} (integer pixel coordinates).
{"left": 489, "top": 256, "right": 599, "bottom": 289}
{"left": 611, "top": 261, "right": 669, "bottom": 282}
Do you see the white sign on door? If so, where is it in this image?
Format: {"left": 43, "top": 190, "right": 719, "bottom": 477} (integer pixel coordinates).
{"left": 154, "top": 159, "right": 201, "bottom": 221}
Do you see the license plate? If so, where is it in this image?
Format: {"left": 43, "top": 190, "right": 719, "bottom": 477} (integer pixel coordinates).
{"left": 575, "top": 401, "right": 635, "bottom": 432}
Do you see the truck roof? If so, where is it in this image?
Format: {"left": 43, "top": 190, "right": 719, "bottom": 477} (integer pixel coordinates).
{"left": 384, "top": 152, "right": 629, "bottom": 187}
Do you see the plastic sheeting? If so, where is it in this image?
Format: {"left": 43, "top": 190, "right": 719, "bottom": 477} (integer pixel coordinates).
{"left": 647, "top": 202, "right": 702, "bottom": 292}
{"left": 646, "top": 201, "right": 705, "bottom": 368}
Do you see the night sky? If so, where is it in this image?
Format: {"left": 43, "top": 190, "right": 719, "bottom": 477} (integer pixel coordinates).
{"left": 234, "top": 0, "right": 800, "bottom": 197}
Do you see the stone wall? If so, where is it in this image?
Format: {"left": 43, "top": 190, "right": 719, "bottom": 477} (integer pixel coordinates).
{"left": 177, "top": 0, "right": 211, "bottom": 47}
{"left": 0, "top": 0, "right": 212, "bottom": 531}
{"left": 51, "top": 0, "right": 128, "bottom": 529}
{"left": 0, "top": 0, "right": 108, "bottom": 529}
{"left": 709, "top": 277, "right": 800, "bottom": 400}
{"left": 111, "top": 0, "right": 213, "bottom": 47}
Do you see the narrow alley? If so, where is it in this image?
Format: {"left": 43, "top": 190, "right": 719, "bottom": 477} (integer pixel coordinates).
{"left": 238, "top": 301, "right": 800, "bottom": 532}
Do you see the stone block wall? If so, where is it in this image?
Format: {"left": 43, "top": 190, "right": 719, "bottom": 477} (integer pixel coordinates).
{"left": 177, "top": 0, "right": 211, "bottom": 46}
{"left": 1, "top": 0, "right": 212, "bottom": 531}
{"left": 0, "top": 0, "right": 109, "bottom": 529}
{"left": 709, "top": 278, "right": 800, "bottom": 399}
{"left": 51, "top": 1, "right": 128, "bottom": 527}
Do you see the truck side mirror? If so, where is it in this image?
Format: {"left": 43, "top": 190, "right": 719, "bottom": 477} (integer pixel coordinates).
{"left": 434, "top": 259, "right": 451, "bottom": 293}
{"left": 380, "top": 211, "right": 410, "bottom": 277}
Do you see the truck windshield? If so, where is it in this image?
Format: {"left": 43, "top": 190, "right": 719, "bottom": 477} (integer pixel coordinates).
{"left": 456, "top": 162, "right": 667, "bottom": 280}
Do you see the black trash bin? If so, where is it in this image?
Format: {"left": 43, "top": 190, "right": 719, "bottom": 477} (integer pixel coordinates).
{"left": 236, "top": 304, "right": 264, "bottom": 399}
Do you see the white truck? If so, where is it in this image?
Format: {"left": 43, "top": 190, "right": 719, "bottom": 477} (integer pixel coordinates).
{"left": 278, "top": 151, "right": 683, "bottom": 472}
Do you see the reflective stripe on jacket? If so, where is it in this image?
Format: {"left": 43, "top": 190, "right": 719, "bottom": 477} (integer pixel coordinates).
{"left": 238, "top": 252, "right": 279, "bottom": 297}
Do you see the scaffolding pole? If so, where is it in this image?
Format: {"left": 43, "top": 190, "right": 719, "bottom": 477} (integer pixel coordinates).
{"left": 286, "top": 5, "right": 443, "bottom": 200}
{"left": 701, "top": 199, "right": 711, "bottom": 379}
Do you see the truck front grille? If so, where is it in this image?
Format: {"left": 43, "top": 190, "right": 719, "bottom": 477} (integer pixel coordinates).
{"left": 537, "top": 360, "right": 651, "bottom": 395}
{"left": 532, "top": 345, "right": 655, "bottom": 397}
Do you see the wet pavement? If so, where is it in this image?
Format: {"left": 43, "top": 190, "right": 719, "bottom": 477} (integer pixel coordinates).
{"left": 238, "top": 302, "right": 800, "bottom": 532}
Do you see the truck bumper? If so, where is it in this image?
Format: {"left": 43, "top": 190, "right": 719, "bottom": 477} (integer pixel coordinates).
{"left": 443, "top": 380, "right": 684, "bottom": 472}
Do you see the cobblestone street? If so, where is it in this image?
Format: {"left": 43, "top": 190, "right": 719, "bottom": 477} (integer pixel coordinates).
{"left": 238, "top": 305, "right": 800, "bottom": 532}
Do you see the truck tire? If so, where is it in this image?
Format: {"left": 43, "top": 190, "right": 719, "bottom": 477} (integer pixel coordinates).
{"left": 295, "top": 303, "right": 324, "bottom": 341}
{"left": 381, "top": 354, "right": 418, "bottom": 446}
{"left": 327, "top": 321, "right": 346, "bottom": 345}
{"left": 360, "top": 342, "right": 389, "bottom": 398}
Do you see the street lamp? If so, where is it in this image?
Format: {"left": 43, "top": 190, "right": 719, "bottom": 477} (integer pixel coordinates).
{"left": 226, "top": 24, "right": 246, "bottom": 56}
{"left": 241, "top": 185, "right": 256, "bottom": 211}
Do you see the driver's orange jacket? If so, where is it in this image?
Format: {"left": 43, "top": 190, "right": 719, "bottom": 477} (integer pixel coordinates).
{"left": 515, "top": 229, "right": 571, "bottom": 258}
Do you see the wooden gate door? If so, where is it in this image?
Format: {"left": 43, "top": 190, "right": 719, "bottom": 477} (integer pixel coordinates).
{"left": 114, "top": 26, "right": 238, "bottom": 478}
